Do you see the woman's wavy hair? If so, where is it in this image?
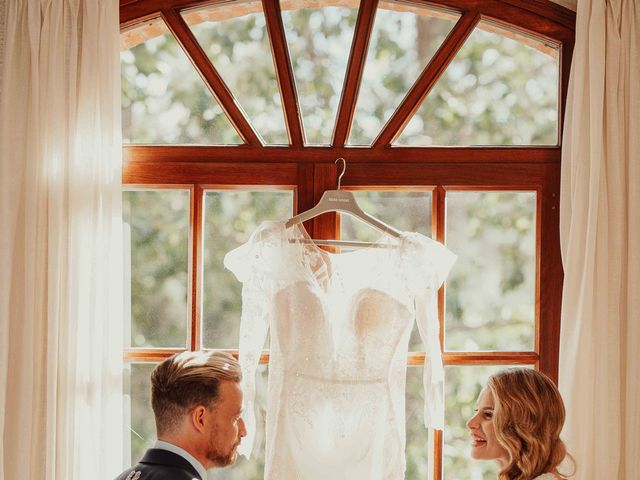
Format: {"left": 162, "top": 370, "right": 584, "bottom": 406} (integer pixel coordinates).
{"left": 487, "top": 368, "right": 575, "bottom": 480}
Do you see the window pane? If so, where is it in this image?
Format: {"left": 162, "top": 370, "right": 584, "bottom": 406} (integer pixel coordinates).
{"left": 397, "top": 22, "right": 559, "bottom": 146}
{"left": 202, "top": 190, "right": 293, "bottom": 349}
{"left": 126, "top": 363, "right": 156, "bottom": 465}
{"left": 348, "top": 4, "right": 458, "bottom": 145}
{"left": 281, "top": 2, "right": 358, "bottom": 144}
{"left": 121, "top": 20, "right": 242, "bottom": 145}
{"left": 214, "top": 366, "right": 268, "bottom": 480}
{"left": 445, "top": 191, "right": 536, "bottom": 351}
{"left": 186, "top": 3, "right": 289, "bottom": 144}
{"left": 340, "top": 190, "right": 432, "bottom": 240}
{"left": 124, "top": 190, "right": 189, "bottom": 348}
{"left": 444, "top": 365, "right": 532, "bottom": 478}
{"left": 406, "top": 366, "right": 432, "bottom": 479}
{"left": 339, "top": 190, "right": 432, "bottom": 351}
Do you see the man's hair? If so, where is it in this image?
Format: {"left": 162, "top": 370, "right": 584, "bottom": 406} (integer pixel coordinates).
{"left": 150, "top": 350, "right": 241, "bottom": 436}
{"left": 488, "top": 368, "right": 575, "bottom": 480}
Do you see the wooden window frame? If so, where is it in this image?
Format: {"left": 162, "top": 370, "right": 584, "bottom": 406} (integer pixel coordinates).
{"left": 119, "top": 1, "right": 574, "bottom": 478}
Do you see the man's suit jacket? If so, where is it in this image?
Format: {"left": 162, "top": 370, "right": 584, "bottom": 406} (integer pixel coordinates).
{"left": 114, "top": 449, "right": 203, "bottom": 480}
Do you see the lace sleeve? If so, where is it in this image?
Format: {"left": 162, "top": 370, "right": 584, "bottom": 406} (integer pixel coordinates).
{"left": 403, "top": 234, "right": 456, "bottom": 430}
{"left": 415, "top": 275, "right": 445, "bottom": 430}
{"left": 235, "top": 281, "right": 270, "bottom": 457}
{"left": 224, "top": 224, "right": 276, "bottom": 457}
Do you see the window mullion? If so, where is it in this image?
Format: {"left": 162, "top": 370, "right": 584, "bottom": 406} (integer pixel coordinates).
{"left": 432, "top": 186, "right": 446, "bottom": 480}
{"left": 262, "top": 0, "right": 305, "bottom": 147}
{"left": 312, "top": 163, "right": 340, "bottom": 243}
{"left": 331, "top": 0, "right": 379, "bottom": 147}
{"left": 538, "top": 181, "right": 562, "bottom": 381}
{"left": 189, "top": 184, "right": 204, "bottom": 351}
{"left": 296, "top": 163, "right": 316, "bottom": 237}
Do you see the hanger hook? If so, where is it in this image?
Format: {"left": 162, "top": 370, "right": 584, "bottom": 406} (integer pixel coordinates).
{"left": 335, "top": 157, "right": 346, "bottom": 190}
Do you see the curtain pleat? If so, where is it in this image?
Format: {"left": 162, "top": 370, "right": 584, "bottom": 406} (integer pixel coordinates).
{"left": 559, "top": 0, "right": 639, "bottom": 478}
{"left": 0, "top": 1, "right": 123, "bottom": 479}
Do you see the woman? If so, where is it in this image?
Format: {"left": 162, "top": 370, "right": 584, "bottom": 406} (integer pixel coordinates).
{"left": 466, "top": 368, "right": 574, "bottom": 480}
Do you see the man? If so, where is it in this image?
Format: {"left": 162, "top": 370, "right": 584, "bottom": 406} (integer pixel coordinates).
{"left": 116, "top": 350, "right": 247, "bottom": 480}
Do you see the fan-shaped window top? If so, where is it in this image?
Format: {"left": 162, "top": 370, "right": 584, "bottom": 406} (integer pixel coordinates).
{"left": 120, "top": 2, "right": 561, "bottom": 147}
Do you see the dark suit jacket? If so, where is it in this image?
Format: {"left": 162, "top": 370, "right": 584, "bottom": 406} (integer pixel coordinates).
{"left": 114, "top": 449, "right": 203, "bottom": 480}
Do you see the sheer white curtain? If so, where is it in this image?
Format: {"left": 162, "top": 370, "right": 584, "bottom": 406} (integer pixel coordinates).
{"left": 0, "top": 1, "right": 123, "bottom": 479}
{"left": 559, "top": 0, "right": 639, "bottom": 478}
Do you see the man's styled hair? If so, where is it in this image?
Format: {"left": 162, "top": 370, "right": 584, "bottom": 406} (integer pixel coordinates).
{"left": 150, "top": 350, "right": 242, "bottom": 435}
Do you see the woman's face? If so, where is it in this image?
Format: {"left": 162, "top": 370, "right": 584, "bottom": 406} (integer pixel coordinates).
{"left": 466, "top": 388, "right": 509, "bottom": 468}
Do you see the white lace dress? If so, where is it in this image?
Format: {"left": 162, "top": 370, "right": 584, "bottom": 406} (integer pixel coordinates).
{"left": 224, "top": 220, "right": 456, "bottom": 480}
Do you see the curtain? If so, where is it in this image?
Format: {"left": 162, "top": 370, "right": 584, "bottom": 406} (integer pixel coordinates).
{"left": 559, "top": 0, "right": 639, "bottom": 479}
{"left": 0, "top": 1, "right": 123, "bottom": 479}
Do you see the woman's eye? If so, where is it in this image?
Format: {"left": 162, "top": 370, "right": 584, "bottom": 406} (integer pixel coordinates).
{"left": 483, "top": 411, "right": 493, "bottom": 419}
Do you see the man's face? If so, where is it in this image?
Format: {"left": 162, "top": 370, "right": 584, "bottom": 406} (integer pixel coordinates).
{"left": 204, "top": 380, "right": 246, "bottom": 468}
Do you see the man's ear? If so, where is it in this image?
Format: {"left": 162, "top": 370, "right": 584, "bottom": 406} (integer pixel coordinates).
{"left": 190, "top": 405, "right": 207, "bottom": 433}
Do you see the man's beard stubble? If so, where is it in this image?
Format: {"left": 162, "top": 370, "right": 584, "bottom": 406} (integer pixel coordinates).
{"left": 206, "top": 432, "right": 239, "bottom": 467}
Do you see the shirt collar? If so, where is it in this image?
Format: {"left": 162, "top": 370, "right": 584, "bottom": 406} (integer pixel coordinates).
{"left": 154, "top": 439, "right": 208, "bottom": 480}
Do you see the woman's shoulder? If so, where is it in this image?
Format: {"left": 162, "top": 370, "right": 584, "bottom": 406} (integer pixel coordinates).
{"left": 533, "top": 474, "right": 559, "bottom": 480}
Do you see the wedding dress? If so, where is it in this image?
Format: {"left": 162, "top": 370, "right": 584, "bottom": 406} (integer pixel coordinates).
{"left": 224, "top": 220, "right": 456, "bottom": 480}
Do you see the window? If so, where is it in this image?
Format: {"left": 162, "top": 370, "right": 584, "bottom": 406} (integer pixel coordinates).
{"left": 120, "top": 1, "right": 574, "bottom": 478}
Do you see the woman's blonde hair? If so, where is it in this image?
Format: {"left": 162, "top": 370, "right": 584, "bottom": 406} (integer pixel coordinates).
{"left": 487, "top": 368, "right": 574, "bottom": 480}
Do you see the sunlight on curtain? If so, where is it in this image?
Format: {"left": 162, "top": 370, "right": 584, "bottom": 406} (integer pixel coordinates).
{"left": 559, "top": 1, "right": 639, "bottom": 478}
{"left": 0, "top": 1, "right": 123, "bottom": 479}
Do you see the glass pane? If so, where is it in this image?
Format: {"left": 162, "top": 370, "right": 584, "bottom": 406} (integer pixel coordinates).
{"left": 445, "top": 191, "right": 536, "bottom": 351}
{"left": 214, "top": 366, "right": 268, "bottom": 480}
{"left": 444, "top": 365, "right": 533, "bottom": 479}
{"left": 340, "top": 190, "right": 432, "bottom": 240}
{"left": 406, "top": 366, "right": 432, "bottom": 479}
{"left": 124, "top": 190, "right": 189, "bottom": 348}
{"left": 202, "top": 190, "right": 294, "bottom": 349}
{"left": 348, "top": 4, "right": 458, "bottom": 145}
{"left": 126, "top": 363, "right": 156, "bottom": 465}
{"left": 396, "top": 21, "right": 559, "bottom": 146}
{"left": 281, "top": 2, "right": 359, "bottom": 144}
{"left": 121, "top": 19, "right": 242, "bottom": 145}
{"left": 339, "top": 190, "right": 432, "bottom": 351}
{"left": 186, "top": 3, "right": 289, "bottom": 144}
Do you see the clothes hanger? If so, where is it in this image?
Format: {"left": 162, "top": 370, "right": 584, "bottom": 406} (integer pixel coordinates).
{"left": 285, "top": 158, "right": 402, "bottom": 249}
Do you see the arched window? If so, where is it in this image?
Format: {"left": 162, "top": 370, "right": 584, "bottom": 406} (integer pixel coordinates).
{"left": 120, "top": 1, "right": 574, "bottom": 478}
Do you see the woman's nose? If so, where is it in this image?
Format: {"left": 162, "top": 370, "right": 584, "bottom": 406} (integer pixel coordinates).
{"left": 466, "top": 413, "right": 478, "bottom": 430}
